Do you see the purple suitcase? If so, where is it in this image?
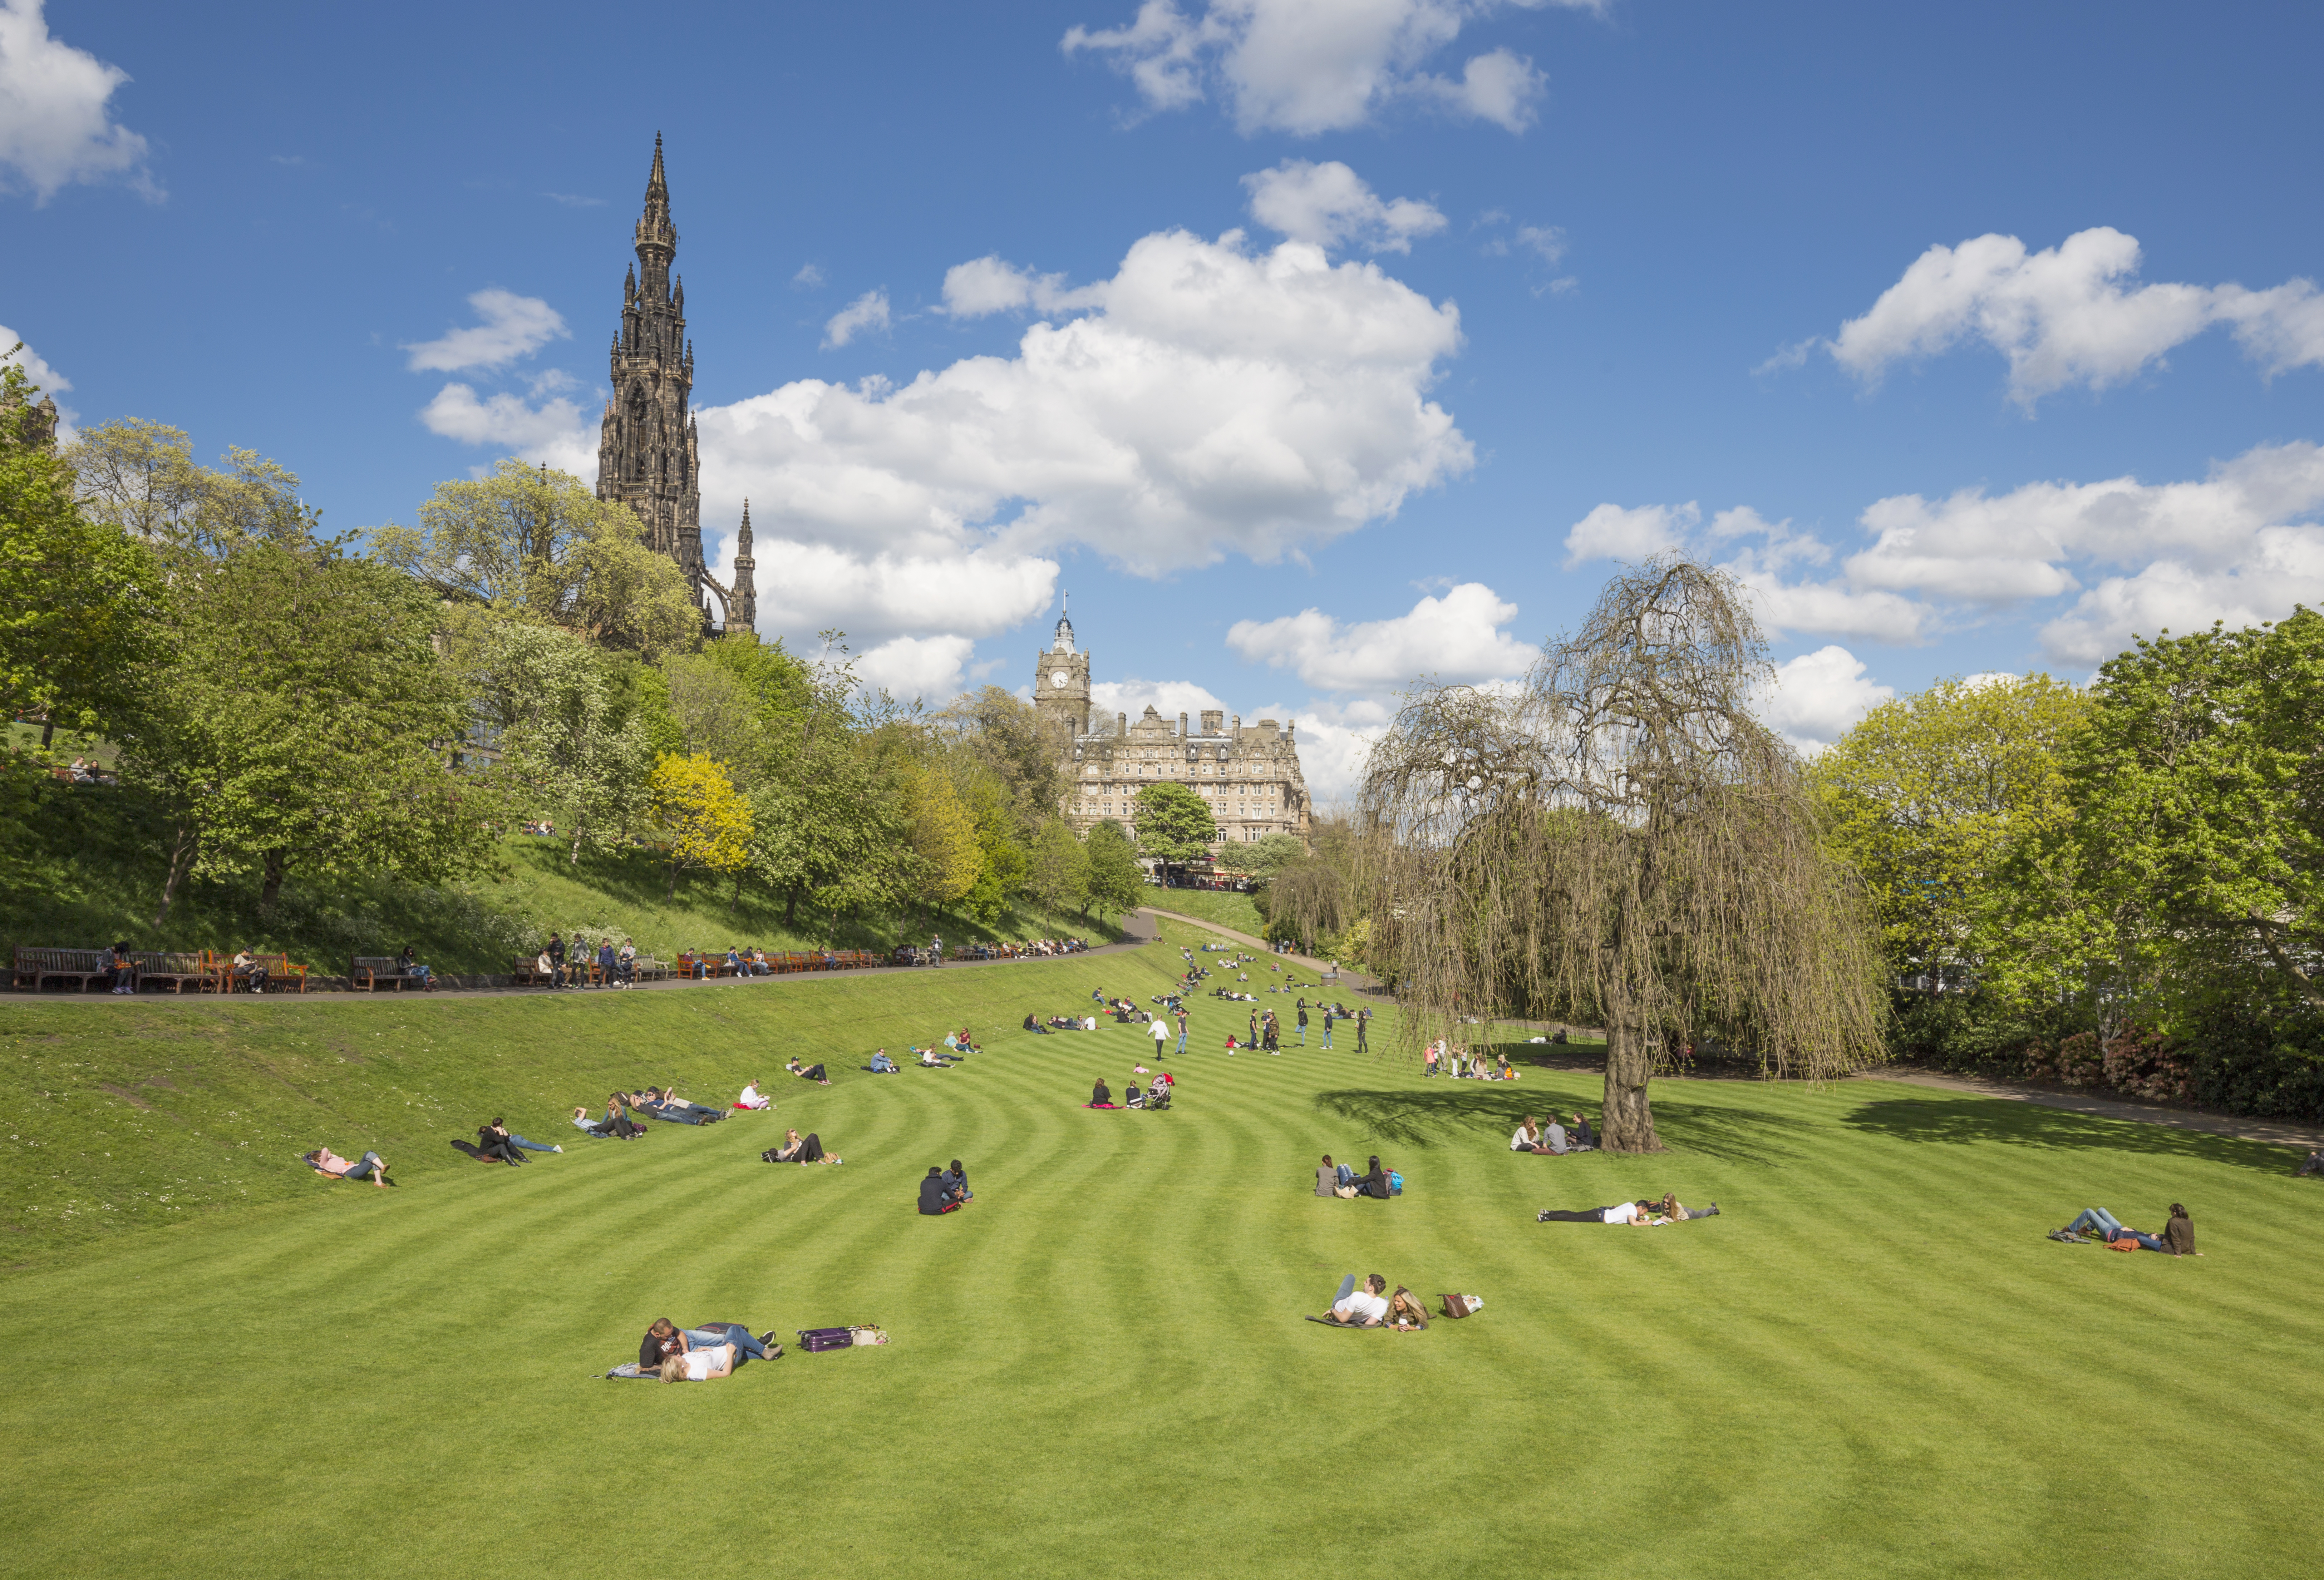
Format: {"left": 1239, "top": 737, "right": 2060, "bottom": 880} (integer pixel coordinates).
{"left": 798, "top": 1327, "right": 853, "bottom": 1352}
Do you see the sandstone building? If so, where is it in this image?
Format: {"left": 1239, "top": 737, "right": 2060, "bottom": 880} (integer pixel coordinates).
{"left": 1033, "top": 602, "right": 1310, "bottom": 856}
{"left": 595, "top": 135, "right": 755, "bottom": 634}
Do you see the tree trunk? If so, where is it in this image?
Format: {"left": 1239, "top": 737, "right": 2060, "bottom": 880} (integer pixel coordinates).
{"left": 258, "top": 849, "right": 288, "bottom": 915}
{"left": 153, "top": 824, "right": 200, "bottom": 926}
{"left": 1599, "top": 984, "right": 1664, "bottom": 1152}
{"left": 783, "top": 885, "right": 800, "bottom": 928}
{"left": 667, "top": 862, "right": 680, "bottom": 900}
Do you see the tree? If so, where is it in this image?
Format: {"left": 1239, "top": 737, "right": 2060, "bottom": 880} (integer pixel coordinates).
{"left": 902, "top": 765, "right": 982, "bottom": 909}
{"left": 1359, "top": 557, "right": 1886, "bottom": 1152}
{"left": 1083, "top": 820, "right": 1145, "bottom": 921}
{"left": 1, "top": 364, "right": 158, "bottom": 747}
{"left": 1243, "top": 831, "right": 1308, "bottom": 880}
{"left": 66, "top": 417, "right": 317, "bottom": 556}
{"left": 647, "top": 751, "right": 753, "bottom": 898}
{"left": 1028, "top": 817, "right": 1089, "bottom": 917}
{"left": 1811, "top": 675, "right": 2088, "bottom": 982}
{"left": 2013, "top": 611, "right": 2324, "bottom": 1021}
{"left": 1133, "top": 780, "right": 1216, "bottom": 864}
{"left": 466, "top": 617, "right": 654, "bottom": 863}
{"left": 372, "top": 460, "right": 701, "bottom": 656}
{"left": 117, "top": 538, "right": 495, "bottom": 919}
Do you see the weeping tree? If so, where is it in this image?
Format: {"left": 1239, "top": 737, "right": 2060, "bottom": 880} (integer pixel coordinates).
{"left": 1357, "top": 557, "right": 1885, "bottom": 1151}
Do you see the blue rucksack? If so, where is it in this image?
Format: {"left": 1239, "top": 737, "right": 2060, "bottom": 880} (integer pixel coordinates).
{"left": 1389, "top": 1170, "right": 1404, "bottom": 1195}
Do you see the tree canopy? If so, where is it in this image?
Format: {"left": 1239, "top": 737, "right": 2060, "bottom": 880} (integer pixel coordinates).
{"left": 1133, "top": 780, "right": 1216, "bottom": 863}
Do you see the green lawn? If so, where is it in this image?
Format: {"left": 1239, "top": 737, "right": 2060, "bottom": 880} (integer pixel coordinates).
{"left": 1, "top": 918, "right": 2318, "bottom": 1578}
{"left": 1143, "top": 884, "right": 1268, "bottom": 938}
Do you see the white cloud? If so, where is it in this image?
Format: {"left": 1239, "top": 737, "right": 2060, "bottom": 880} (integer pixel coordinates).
{"left": 542, "top": 192, "right": 603, "bottom": 208}
{"left": 698, "top": 225, "right": 1471, "bottom": 580}
{"left": 0, "top": 0, "right": 154, "bottom": 202}
{"left": 742, "top": 539, "right": 1059, "bottom": 648}
{"left": 822, "top": 289, "right": 891, "bottom": 349}
{"left": 1819, "top": 227, "right": 2324, "bottom": 407}
{"left": 792, "top": 263, "right": 824, "bottom": 289}
{"left": 1562, "top": 501, "right": 1697, "bottom": 568}
{"left": 1242, "top": 160, "right": 1446, "bottom": 254}
{"left": 0, "top": 323, "right": 75, "bottom": 436}
{"left": 1090, "top": 677, "right": 1230, "bottom": 725}
{"left": 1757, "top": 646, "right": 1894, "bottom": 754}
{"left": 1063, "top": 0, "right": 1602, "bottom": 137}
{"left": 937, "top": 256, "right": 1103, "bottom": 318}
{"left": 403, "top": 290, "right": 570, "bottom": 373}
{"left": 1226, "top": 582, "right": 1532, "bottom": 691}
{"left": 854, "top": 633, "right": 978, "bottom": 704}
{"left": 417, "top": 383, "right": 595, "bottom": 475}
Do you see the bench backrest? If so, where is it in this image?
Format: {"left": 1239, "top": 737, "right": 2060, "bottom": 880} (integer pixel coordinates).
{"left": 15, "top": 947, "right": 111, "bottom": 969}
{"left": 351, "top": 956, "right": 399, "bottom": 971}
{"left": 129, "top": 952, "right": 206, "bottom": 972}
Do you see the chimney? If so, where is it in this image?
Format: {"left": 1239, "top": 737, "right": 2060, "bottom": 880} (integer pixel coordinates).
{"left": 1231, "top": 715, "right": 1241, "bottom": 739}
{"left": 1117, "top": 711, "right": 1127, "bottom": 734}
{"left": 1200, "top": 710, "right": 1223, "bottom": 735}
{"left": 1178, "top": 711, "right": 1188, "bottom": 738}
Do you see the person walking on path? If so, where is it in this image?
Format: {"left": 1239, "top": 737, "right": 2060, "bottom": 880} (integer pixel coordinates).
{"left": 929, "top": 933, "right": 944, "bottom": 967}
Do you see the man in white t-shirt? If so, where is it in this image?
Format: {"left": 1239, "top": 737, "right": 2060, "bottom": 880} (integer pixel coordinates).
{"left": 1151, "top": 1016, "right": 1171, "bottom": 1054}
{"left": 1536, "top": 1200, "right": 1653, "bottom": 1224}
{"left": 1328, "top": 1273, "right": 1391, "bottom": 1325}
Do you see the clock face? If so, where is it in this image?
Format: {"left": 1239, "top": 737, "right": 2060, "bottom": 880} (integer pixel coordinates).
{"left": 1050, "top": 670, "right": 1069, "bottom": 688}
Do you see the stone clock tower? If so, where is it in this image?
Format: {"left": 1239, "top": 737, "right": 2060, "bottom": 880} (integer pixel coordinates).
{"left": 1034, "top": 595, "right": 1091, "bottom": 739}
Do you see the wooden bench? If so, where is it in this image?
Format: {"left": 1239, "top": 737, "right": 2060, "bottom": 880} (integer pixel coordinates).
{"left": 630, "top": 956, "right": 668, "bottom": 982}
{"left": 223, "top": 952, "right": 307, "bottom": 993}
{"left": 349, "top": 956, "right": 424, "bottom": 992}
{"left": 11, "top": 946, "right": 113, "bottom": 992}
{"left": 511, "top": 956, "right": 556, "bottom": 987}
{"left": 128, "top": 951, "right": 221, "bottom": 993}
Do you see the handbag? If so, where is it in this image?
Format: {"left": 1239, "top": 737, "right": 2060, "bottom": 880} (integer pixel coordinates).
{"left": 1439, "top": 1293, "right": 1484, "bottom": 1318}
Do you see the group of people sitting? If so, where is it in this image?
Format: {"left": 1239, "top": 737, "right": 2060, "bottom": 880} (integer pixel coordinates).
{"left": 1087, "top": 1072, "right": 1173, "bottom": 1109}
{"left": 1538, "top": 1193, "right": 1718, "bottom": 1224}
{"left": 1508, "top": 1114, "right": 1596, "bottom": 1154}
{"left": 534, "top": 933, "right": 636, "bottom": 989}
{"left": 761, "top": 1128, "right": 839, "bottom": 1165}
{"left": 916, "top": 1160, "right": 973, "bottom": 1213}
{"left": 1427, "top": 1042, "right": 1515, "bottom": 1080}
{"left": 621, "top": 1317, "right": 782, "bottom": 1382}
{"left": 2055, "top": 1204, "right": 2196, "bottom": 1254}
{"left": 1025, "top": 1012, "right": 1099, "bottom": 1034}
{"left": 1316, "top": 1153, "right": 1399, "bottom": 1199}
{"left": 1319, "top": 1274, "right": 1431, "bottom": 1330}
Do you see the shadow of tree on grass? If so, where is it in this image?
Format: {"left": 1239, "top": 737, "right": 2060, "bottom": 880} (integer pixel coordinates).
{"left": 1310, "top": 1085, "right": 1801, "bottom": 1165}
{"left": 1841, "top": 1095, "right": 2297, "bottom": 1175}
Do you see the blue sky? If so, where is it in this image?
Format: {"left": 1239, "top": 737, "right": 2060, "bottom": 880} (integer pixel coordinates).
{"left": 7, "top": 0, "right": 2323, "bottom": 795}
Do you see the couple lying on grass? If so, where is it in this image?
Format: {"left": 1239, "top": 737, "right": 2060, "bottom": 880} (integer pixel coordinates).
{"left": 1539, "top": 1193, "right": 1719, "bottom": 1224}
{"left": 760, "top": 1128, "right": 841, "bottom": 1165}
{"left": 1510, "top": 1114, "right": 1596, "bottom": 1154}
{"left": 1318, "top": 1274, "right": 1429, "bottom": 1330}
{"left": 917, "top": 1161, "right": 973, "bottom": 1214}
{"left": 1316, "top": 1153, "right": 1398, "bottom": 1198}
{"left": 461, "top": 1118, "right": 563, "bottom": 1165}
{"left": 2055, "top": 1204, "right": 2196, "bottom": 1254}
{"left": 610, "top": 1317, "right": 782, "bottom": 1382}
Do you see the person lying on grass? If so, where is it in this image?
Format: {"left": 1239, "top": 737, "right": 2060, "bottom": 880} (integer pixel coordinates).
{"left": 1089, "top": 1078, "right": 1117, "bottom": 1109}
{"left": 1323, "top": 1274, "right": 1391, "bottom": 1326}
{"left": 1538, "top": 1200, "right": 1658, "bottom": 1224}
{"left": 785, "top": 1058, "right": 831, "bottom": 1085}
{"left": 1387, "top": 1288, "right": 1429, "bottom": 1330}
{"left": 919, "top": 1167, "right": 963, "bottom": 1214}
{"left": 2062, "top": 1205, "right": 2195, "bottom": 1254}
{"left": 305, "top": 1146, "right": 391, "bottom": 1188}
{"left": 483, "top": 1117, "right": 561, "bottom": 1156}
{"left": 640, "top": 1318, "right": 781, "bottom": 1375}
{"left": 1659, "top": 1193, "right": 1720, "bottom": 1221}
{"left": 763, "top": 1129, "right": 838, "bottom": 1165}
{"left": 919, "top": 1046, "right": 962, "bottom": 1067}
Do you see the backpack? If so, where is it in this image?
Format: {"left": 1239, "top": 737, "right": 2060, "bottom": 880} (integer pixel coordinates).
{"left": 1388, "top": 1170, "right": 1403, "bottom": 1195}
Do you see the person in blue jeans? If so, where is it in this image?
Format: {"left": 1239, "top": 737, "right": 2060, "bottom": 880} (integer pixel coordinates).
{"left": 1321, "top": 1009, "right": 1335, "bottom": 1049}
{"left": 2064, "top": 1208, "right": 2166, "bottom": 1250}
{"left": 682, "top": 1323, "right": 779, "bottom": 1362}
{"left": 397, "top": 944, "right": 432, "bottom": 986}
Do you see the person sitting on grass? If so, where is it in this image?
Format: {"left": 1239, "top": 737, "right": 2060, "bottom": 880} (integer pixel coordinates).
{"left": 941, "top": 1160, "right": 973, "bottom": 1202}
{"left": 1354, "top": 1155, "right": 1393, "bottom": 1199}
{"left": 786, "top": 1057, "right": 831, "bottom": 1085}
{"left": 1511, "top": 1116, "right": 1557, "bottom": 1154}
{"left": 473, "top": 1122, "right": 526, "bottom": 1165}
{"left": 1315, "top": 1153, "right": 1341, "bottom": 1197}
{"left": 735, "top": 1081, "right": 772, "bottom": 1110}
{"left": 304, "top": 1145, "right": 391, "bottom": 1188}
{"left": 572, "top": 1105, "right": 619, "bottom": 1138}
{"left": 867, "top": 1050, "right": 900, "bottom": 1074}
{"left": 1538, "top": 1200, "right": 1655, "bottom": 1224}
{"left": 1324, "top": 1273, "right": 1390, "bottom": 1326}
{"left": 919, "top": 1166, "right": 962, "bottom": 1215}
{"left": 763, "top": 1129, "right": 837, "bottom": 1165}
{"left": 599, "top": 1094, "right": 645, "bottom": 1139}
{"left": 2301, "top": 1150, "right": 2324, "bottom": 1178}
{"left": 1023, "top": 1013, "right": 1050, "bottom": 1036}
{"left": 642, "top": 1088, "right": 726, "bottom": 1124}
{"left": 1387, "top": 1288, "right": 1429, "bottom": 1330}
{"left": 1569, "top": 1112, "right": 1597, "bottom": 1150}
{"left": 1659, "top": 1193, "right": 1719, "bottom": 1220}
{"left": 1089, "top": 1078, "right": 1117, "bottom": 1109}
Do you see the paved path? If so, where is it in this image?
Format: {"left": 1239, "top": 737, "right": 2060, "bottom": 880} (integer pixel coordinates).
{"left": 1858, "top": 1066, "right": 2324, "bottom": 1153}
{"left": 13, "top": 917, "right": 1157, "bottom": 1005}
{"left": 1138, "top": 906, "right": 1390, "bottom": 995}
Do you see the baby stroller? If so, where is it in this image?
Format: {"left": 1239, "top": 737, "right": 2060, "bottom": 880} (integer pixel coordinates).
{"left": 1146, "top": 1081, "right": 1172, "bottom": 1111}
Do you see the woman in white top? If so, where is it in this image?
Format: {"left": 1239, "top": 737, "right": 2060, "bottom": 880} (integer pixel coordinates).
{"left": 1511, "top": 1117, "right": 1557, "bottom": 1154}
{"left": 658, "top": 1342, "right": 737, "bottom": 1382}
{"left": 735, "top": 1082, "right": 772, "bottom": 1110}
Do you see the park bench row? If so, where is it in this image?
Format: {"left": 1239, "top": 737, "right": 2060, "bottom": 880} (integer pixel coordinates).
{"left": 11, "top": 947, "right": 307, "bottom": 994}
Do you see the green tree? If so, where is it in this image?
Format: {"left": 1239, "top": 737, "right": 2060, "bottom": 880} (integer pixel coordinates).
{"left": 117, "top": 539, "right": 495, "bottom": 919}
{"left": 66, "top": 416, "right": 317, "bottom": 556}
{"left": 1, "top": 363, "right": 158, "bottom": 748}
{"left": 903, "top": 764, "right": 982, "bottom": 908}
{"left": 647, "top": 751, "right": 753, "bottom": 898}
{"left": 1811, "top": 675, "right": 2088, "bottom": 981}
{"left": 2013, "top": 611, "right": 2324, "bottom": 1021}
{"left": 1083, "top": 820, "right": 1144, "bottom": 920}
{"left": 373, "top": 460, "right": 701, "bottom": 656}
{"left": 1028, "top": 816, "right": 1089, "bottom": 917}
{"left": 466, "top": 618, "right": 655, "bottom": 863}
{"left": 1132, "top": 780, "right": 1216, "bottom": 863}
{"left": 1243, "top": 831, "right": 1308, "bottom": 880}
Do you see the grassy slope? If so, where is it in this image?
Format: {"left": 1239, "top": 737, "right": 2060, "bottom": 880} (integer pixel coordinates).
{"left": 1143, "top": 884, "right": 1267, "bottom": 937}
{"left": 3, "top": 779, "right": 1119, "bottom": 973}
{"left": 1, "top": 920, "right": 2319, "bottom": 1579}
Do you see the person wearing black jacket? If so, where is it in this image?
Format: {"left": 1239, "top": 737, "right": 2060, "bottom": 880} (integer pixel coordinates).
{"left": 1089, "top": 1078, "right": 1114, "bottom": 1108}
{"left": 918, "top": 1167, "right": 960, "bottom": 1214}
{"left": 475, "top": 1121, "right": 525, "bottom": 1165}
{"left": 1356, "top": 1155, "right": 1392, "bottom": 1199}
{"left": 1570, "top": 1112, "right": 1597, "bottom": 1150}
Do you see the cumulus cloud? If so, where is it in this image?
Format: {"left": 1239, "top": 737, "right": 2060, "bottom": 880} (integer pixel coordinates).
{"left": 1062, "top": 0, "right": 1601, "bottom": 137}
{"left": 937, "top": 256, "right": 1103, "bottom": 317}
{"left": 1813, "top": 227, "right": 2324, "bottom": 408}
{"left": 822, "top": 289, "right": 892, "bottom": 349}
{"left": 792, "top": 263, "right": 824, "bottom": 289}
{"left": 403, "top": 290, "right": 570, "bottom": 372}
{"left": 1242, "top": 160, "right": 1446, "bottom": 254}
{"left": 1226, "top": 582, "right": 1533, "bottom": 691}
{"left": 740, "top": 539, "right": 1060, "bottom": 649}
{"left": 1090, "top": 677, "right": 1230, "bottom": 725}
{"left": 1756, "top": 646, "right": 1894, "bottom": 754}
{"left": 417, "top": 383, "right": 595, "bottom": 475}
{"left": 0, "top": 0, "right": 154, "bottom": 202}
{"left": 0, "top": 324, "right": 75, "bottom": 436}
{"left": 854, "top": 633, "right": 979, "bottom": 705}
{"left": 1562, "top": 501, "right": 1697, "bottom": 567}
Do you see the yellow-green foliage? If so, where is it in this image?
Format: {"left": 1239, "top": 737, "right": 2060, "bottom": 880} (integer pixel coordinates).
{"left": 1811, "top": 673, "right": 2088, "bottom": 973}
{"left": 648, "top": 751, "right": 753, "bottom": 890}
